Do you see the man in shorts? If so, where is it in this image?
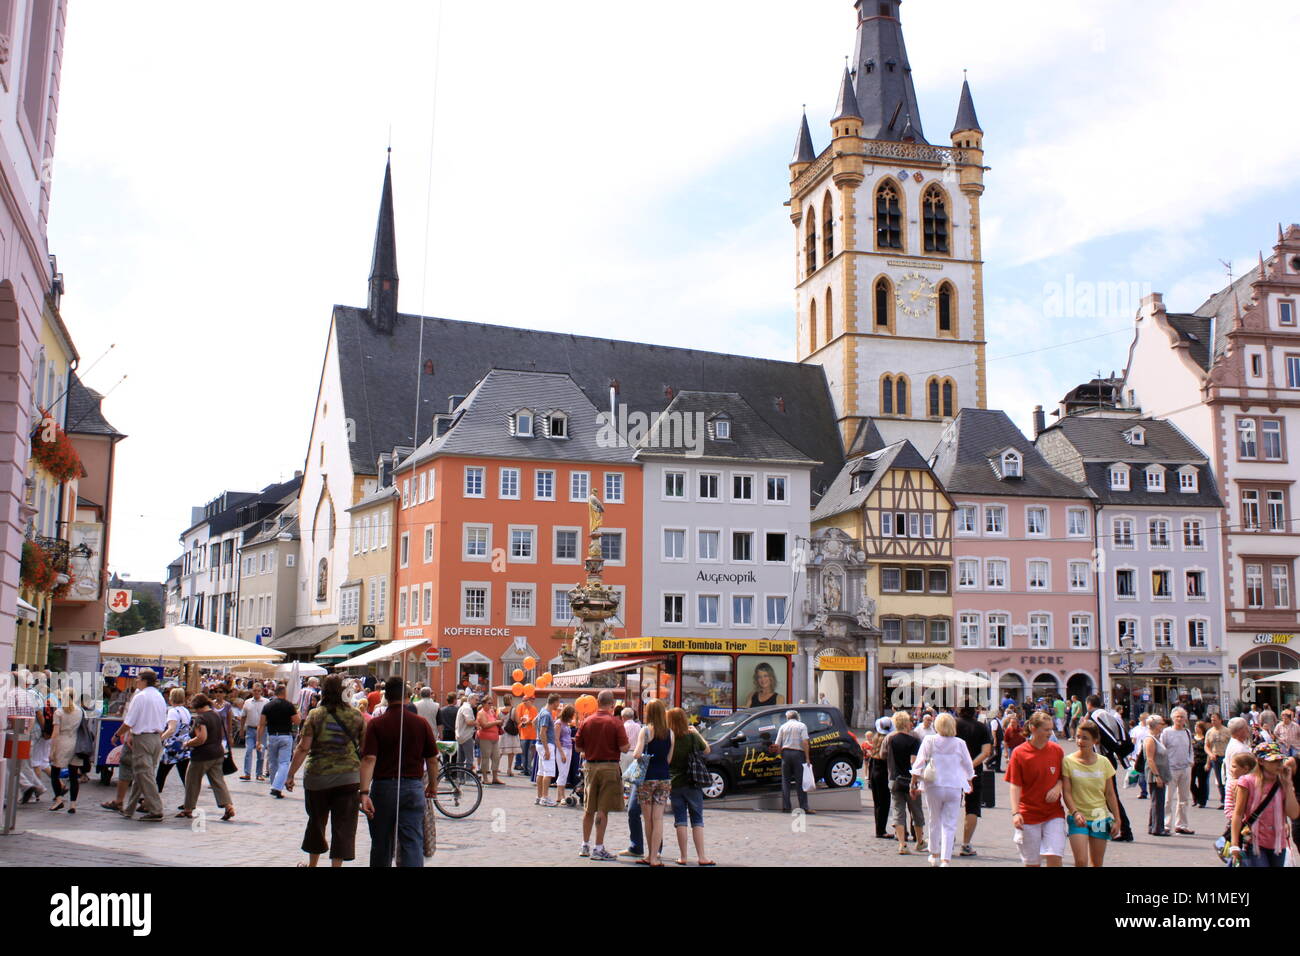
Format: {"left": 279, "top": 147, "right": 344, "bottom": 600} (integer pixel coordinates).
{"left": 574, "top": 690, "right": 630, "bottom": 861}
{"left": 1006, "top": 710, "right": 1066, "bottom": 867}
{"left": 534, "top": 693, "right": 561, "bottom": 807}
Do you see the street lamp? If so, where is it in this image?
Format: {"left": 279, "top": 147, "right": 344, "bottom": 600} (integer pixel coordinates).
{"left": 1108, "top": 640, "right": 1146, "bottom": 720}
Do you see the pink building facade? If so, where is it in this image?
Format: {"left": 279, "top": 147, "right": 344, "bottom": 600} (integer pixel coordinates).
{"left": 0, "top": 0, "right": 68, "bottom": 675}
{"left": 932, "top": 410, "right": 1101, "bottom": 706}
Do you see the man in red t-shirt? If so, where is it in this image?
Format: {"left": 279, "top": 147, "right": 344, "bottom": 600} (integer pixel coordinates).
{"left": 1005, "top": 710, "right": 1065, "bottom": 867}
{"left": 359, "top": 679, "right": 439, "bottom": 868}
{"left": 574, "top": 690, "right": 630, "bottom": 861}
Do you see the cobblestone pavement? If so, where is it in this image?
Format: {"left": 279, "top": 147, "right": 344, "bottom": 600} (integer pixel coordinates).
{"left": 0, "top": 757, "right": 1227, "bottom": 867}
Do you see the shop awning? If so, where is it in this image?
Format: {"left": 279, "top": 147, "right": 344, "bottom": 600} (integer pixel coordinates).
{"left": 336, "top": 638, "right": 428, "bottom": 670}
{"left": 553, "top": 656, "right": 661, "bottom": 687}
{"left": 314, "top": 642, "right": 375, "bottom": 662}
{"left": 1250, "top": 669, "right": 1300, "bottom": 684}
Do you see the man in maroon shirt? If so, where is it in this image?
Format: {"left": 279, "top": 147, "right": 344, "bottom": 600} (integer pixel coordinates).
{"left": 575, "top": 690, "right": 630, "bottom": 861}
{"left": 360, "top": 678, "right": 439, "bottom": 867}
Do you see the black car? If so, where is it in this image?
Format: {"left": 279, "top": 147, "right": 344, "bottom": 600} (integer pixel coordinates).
{"left": 697, "top": 705, "right": 862, "bottom": 799}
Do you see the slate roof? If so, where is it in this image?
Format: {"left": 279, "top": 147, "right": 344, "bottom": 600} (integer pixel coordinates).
{"left": 832, "top": 66, "right": 861, "bottom": 121}
{"left": 244, "top": 500, "right": 300, "bottom": 547}
{"left": 401, "top": 369, "right": 636, "bottom": 470}
{"left": 202, "top": 477, "right": 302, "bottom": 537}
{"left": 1163, "top": 313, "right": 1212, "bottom": 371}
{"left": 951, "top": 78, "right": 981, "bottom": 135}
{"left": 792, "top": 112, "right": 816, "bottom": 164}
{"left": 1194, "top": 257, "right": 1271, "bottom": 361}
{"left": 929, "top": 408, "right": 1091, "bottom": 500}
{"left": 1036, "top": 417, "right": 1222, "bottom": 508}
{"left": 346, "top": 485, "right": 398, "bottom": 513}
{"left": 844, "top": 418, "right": 887, "bottom": 458}
{"left": 812, "top": 439, "right": 932, "bottom": 521}
{"left": 332, "top": 306, "right": 844, "bottom": 496}
{"left": 851, "top": 0, "right": 928, "bottom": 143}
{"left": 65, "top": 372, "right": 123, "bottom": 438}
{"left": 636, "top": 391, "right": 818, "bottom": 464}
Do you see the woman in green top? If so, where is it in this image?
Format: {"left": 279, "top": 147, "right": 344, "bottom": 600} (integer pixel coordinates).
{"left": 1061, "top": 720, "right": 1122, "bottom": 866}
{"left": 285, "top": 675, "right": 367, "bottom": 867}
{"left": 666, "top": 707, "right": 714, "bottom": 866}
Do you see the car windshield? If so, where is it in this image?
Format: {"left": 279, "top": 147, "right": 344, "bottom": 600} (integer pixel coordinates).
{"left": 701, "top": 710, "right": 757, "bottom": 742}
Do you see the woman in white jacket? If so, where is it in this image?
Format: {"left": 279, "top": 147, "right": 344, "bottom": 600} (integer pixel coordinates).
{"left": 910, "top": 712, "right": 975, "bottom": 867}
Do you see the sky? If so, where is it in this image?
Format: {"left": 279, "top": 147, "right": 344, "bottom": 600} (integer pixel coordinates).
{"left": 47, "top": 0, "right": 1300, "bottom": 582}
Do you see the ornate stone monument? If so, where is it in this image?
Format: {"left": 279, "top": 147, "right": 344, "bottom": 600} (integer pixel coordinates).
{"left": 564, "top": 493, "right": 620, "bottom": 670}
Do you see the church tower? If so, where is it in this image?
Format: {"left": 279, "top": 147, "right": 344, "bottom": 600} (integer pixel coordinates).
{"left": 790, "top": 0, "right": 988, "bottom": 455}
{"left": 366, "top": 153, "right": 399, "bottom": 333}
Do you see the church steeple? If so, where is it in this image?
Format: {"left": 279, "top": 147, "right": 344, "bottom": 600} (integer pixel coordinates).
{"left": 366, "top": 154, "right": 399, "bottom": 334}
{"left": 851, "top": 0, "right": 926, "bottom": 143}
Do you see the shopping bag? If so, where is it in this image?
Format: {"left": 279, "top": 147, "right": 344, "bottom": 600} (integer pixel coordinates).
{"left": 801, "top": 763, "right": 816, "bottom": 792}
{"left": 423, "top": 798, "right": 437, "bottom": 859}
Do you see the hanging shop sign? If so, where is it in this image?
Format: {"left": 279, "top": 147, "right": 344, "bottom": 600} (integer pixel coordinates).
{"left": 603, "top": 636, "right": 798, "bottom": 656}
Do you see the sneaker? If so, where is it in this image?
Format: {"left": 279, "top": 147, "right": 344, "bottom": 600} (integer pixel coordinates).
{"left": 928, "top": 855, "right": 938, "bottom": 867}
{"left": 270, "top": 789, "right": 282, "bottom": 798}
{"left": 915, "top": 838, "right": 927, "bottom": 853}
{"left": 590, "top": 847, "right": 617, "bottom": 862}
{"left": 139, "top": 813, "right": 165, "bottom": 823}
{"left": 618, "top": 848, "right": 645, "bottom": 858}
{"left": 578, "top": 843, "right": 590, "bottom": 858}
{"left": 538, "top": 798, "right": 558, "bottom": 807}
{"left": 959, "top": 845, "right": 977, "bottom": 857}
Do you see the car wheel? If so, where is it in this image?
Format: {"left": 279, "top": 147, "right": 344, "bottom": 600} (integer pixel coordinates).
{"left": 702, "top": 769, "right": 729, "bottom": 799}
{"left": 824, "top": 755, "right": 857, "bottom": 788}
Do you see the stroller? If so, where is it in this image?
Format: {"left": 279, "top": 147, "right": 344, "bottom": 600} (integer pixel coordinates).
{"left": 565, "top": 751, "right": 585, "bottom": 808}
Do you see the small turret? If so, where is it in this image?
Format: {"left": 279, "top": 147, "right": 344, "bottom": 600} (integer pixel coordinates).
{"left": 830, "top": 66, "right": 863, "bottom": 140}
{"left": 950, "top": 76, "right": 985, "bottom": 195}
{"left": 791, "top": 110, "right": 816, "bottom": 178}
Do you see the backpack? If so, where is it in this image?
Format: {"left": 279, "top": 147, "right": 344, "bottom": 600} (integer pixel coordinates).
{"left": 503, "top": 707, "right": 520, "bottom": 737}
{"left": 1092, "top": 709, "right": 1134, "bottom": 760}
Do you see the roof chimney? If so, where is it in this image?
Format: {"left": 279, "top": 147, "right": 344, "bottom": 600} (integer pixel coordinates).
{"left": 1033, "top": 405, "right": 1046, "bottom": 437}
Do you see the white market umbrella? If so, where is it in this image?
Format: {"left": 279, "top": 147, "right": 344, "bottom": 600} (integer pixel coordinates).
{"left": 276, "top": 662, "right": 326, "bottom": 678}
{"left": 99, "top": 624, "right": 286, "bottom": 664}
{"left": 1248, "top": 669, "right": 1300, "bottom": 685}
{"left": 889, "top": 665, "right": 990, "bottom": 689}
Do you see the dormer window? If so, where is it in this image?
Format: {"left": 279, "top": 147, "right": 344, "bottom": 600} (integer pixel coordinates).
{"left": 1123, "top": 426, "right": 1146, "bottom": 446}
{"left": 713, "top": 417, "right": 732, "bottom": 440}
{"left": 1145, "top": 466, "right": 1165, "bottom": 493}
{"left": 545, "top": 412, "right": 569, "bottom": 439}
{"left": 1178, "top": 467, "right": 1198, "bottom": 493}
{"left": 1109, "top": 464, "right": 1130, "bottom": 491}
{"left": 508, "top": 409, "right": 534, "bottom": 437}
{"left": 1000, "top": 450, "right": 1022, "bottom": 478}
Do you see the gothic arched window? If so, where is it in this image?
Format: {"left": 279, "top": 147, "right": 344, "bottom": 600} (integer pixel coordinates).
{"left": 824, "top": 287, "right": 834, "bottom": 342}
{"left": 805, "top": 210, "right": 818, "bottom": 276}
{"left": 895, "top": 376, "right": 909, "bottom": 417}
{"left": 927, "top": 377, "right": 941, "bottom": 417}
{"left": 881, "top": 375, "right": 895, "bottom": 415}
{"left": 823, "top": 193, "right": 835, "bottom": 262}
{"left": 937, "top": 282, "right": 955, "bottom": 335}
{"left": 875, "top": 182, "right": 902, "bottom": 250}
{"left": 809, "top": 298, "right": 818, "bottom": 353}
{"left": 942, "top": 379, "right": 955, "bottom": 417}
{"left": 874, "top": 276, "right": 893, "bottom": 330}
{"left": 923, "top": 185, "right": 949, "bottom": 254}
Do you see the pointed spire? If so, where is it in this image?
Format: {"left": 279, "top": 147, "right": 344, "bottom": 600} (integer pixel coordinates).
{"left": 367, "top": 152, "right": 399, "bottom": 334}
{"left": 1280, "top": 222, "right": 1286, "bottom": 244}
{"left": 792, "top": 110, "right": 816, "bottom": 165}
{"left": 900, "top": 111, "right": 915, "bottom": 143}
{"left": 851, "top": 0, "right": 927, "bottom": 142}
{"left": 951, "top": 76, "right": 982, "bottom": 136}
{"left": 832, "top": 66, "right": 861, "bottom": 121}
{"left": 1260, "top": 250, "right": 1268, "bottom": 278}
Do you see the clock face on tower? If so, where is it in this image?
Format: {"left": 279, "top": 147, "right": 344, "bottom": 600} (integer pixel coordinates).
{"left": 894, "top": 271, "right": 937, "bottom": 318}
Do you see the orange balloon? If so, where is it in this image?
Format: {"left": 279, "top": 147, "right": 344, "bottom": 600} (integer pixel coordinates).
{"left": 658, "top": 672, "right": 671, "bottom": 684}
{"left": 511, "top": 682, "right": 525, "bottom": 697}
{"left": 524, "top": 689, "right": 536, "bottom": 700}
{"left": 538, "top": 672, "right": 552, "bottom": 688}
{"left": 575, "top": 694, "right": 598, "bottom": 716}
{"left": 657, "top": 688, "right": 670, "bottom": 699}
{"left": 523, "top": 656, "right": 537, "bottom": 671}
{"left": 512, "top": 668, "right": 524, "bottom": 682}
{"left": 524, "top": 683, "right": 535, "bottom": 697}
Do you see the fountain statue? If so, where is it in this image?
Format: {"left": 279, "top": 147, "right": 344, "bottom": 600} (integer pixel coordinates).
{"left": 565, "top": 492, "right": 620, "bottom": 670}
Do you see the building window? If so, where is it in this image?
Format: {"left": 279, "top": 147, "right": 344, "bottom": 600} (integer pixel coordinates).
{"left": 604, "top": 472, "right": 624, "bottom": 503}
{"left": 1112, "top": 518, "right": 1135, "bottom": 549}
{"left": 882, "top": 618, "right": 902, "bottom": 644}
{"left": 698, "top": 595, "right": 720, "bottom": 626}
{"left": 465, "top": 466, "right": 485, "bottom": 497}
{"left": 553, "top": 588, "right": 573, "bottom": 626}
{"left": 731, "top": 532, "right": 753, "bottom": 563}
{"left": 570, "top": 471, "right": 590, "bottom": 502}
{"left": 1151, "top": 569, "right": 1172, "bottom": 600}
{"left": 663, "top": 529, "right": 686, "bottom": 561}
{"left": 881, "top": 567, "right": 902, "bottom": 592}
{"left": 765, "top": 533, "right": 788, "bottom": 563}
{"left": 1115, "top": 568, "right": 1136, "bottom": 599}
{"left": 464, "top": 525, "right": 489, "bottom": 559}
{"left": 732, "top": 595, "right": 754, "bottom": 627}
{"left": 875, "top": 182, "right": 902, "bottom": 250}
{"left": 1246, "top": 564, "right": 1265, "bottom": 608}
{"left": 600, "top": 532, "right": 623, "bottom": 562}
{"left": 1262, "top": 420, "right": 1284, "bottom": 461}
{"left": 697, "top": 530, "right": 720, "bottom": 561}
{"left": 1029, "top": 614, "right": 1051, "bottom": 648}
{"left": 923, "top": 186, "right": 949, "bottom": 253}
{"left": 959, "top": 613, "right": 981, "bottom": 648}
{"left": 731, "top": 474, "right": 754, "bottom": 502}
{"left": 929, "top": 618, "right": 951, "bottom": 645}
{"left": 508, "top": 588, "right": 534, "bottom": 625}
{"left": 1182, "top": 518, "right": 1204, "bottom": 549}
{"left": 1242, "top": 490, "right": 1261, "bottom": 531}
{"left": 1273, "top": 565, "right": 1292, "bottom": 608}
{"left": 956, "top": 505, "right": 977, "bottom": 534}
{"left": 555, "top": 528, "right": 579, "bottom": 561}
{"left": 1070, "top": 615, "right": 1092, "bottom": 649}
{"left": 805, "top": 213, "right": 818, "bottom": 276}
{"left": 546, "top": 412, "right": 568, "bottom": 438}
{"left": 1282, "top": 301, "right": 1297, "bottom": 327}
{"left": 942, "top": 380, "right": 955, "bottom": 417}
{"left": 985, "top": 559, "right": 1008, "bottom": 590}
{"left": 766, "top": 596, "right": 788, "bottom": 627}
{"left": 823, "top": 194, "right": 835, "bottom": 262}
{"left": 1109, "top": 466, "right": 1130, "bottom": 491}
{"left": 1026, "top": 507, "right": 1047, "bottom": 536}
{"left": 500, "top": 468, "right": 520, "bottom": 499}
{"left": 928, "top": 567, "right": 949, "bottom": 593}
{"left": 1153, "top": 619, "right": 1173, "bottom": 648}
{"left": 1117, "top": 619, "right": 1138, "bottom": 648}
{"left": 1287, "top": 354, "right": 1300, "bottom": 388}
{"left": 1179, "top": 469, "right": 1198, "bottom": 493}
{"left": 1069, "top": 560, "right": 1091, "bottom": 591}
{"left": 1028, "top": 560, "right": 1049, "bottom": 590}
{"left": 881, "top": 374, "right": 894, "bottom": 414}
{"left": 663, "top": 471, "right": 685, "bottom": 498}
{"left": 905, "top": 618, "right": 927, "bottom": 644}
{"left": 509, "top": 527, "right": 534, "bottom": 560}
{"left": 957, "top": 558, "right": 978, "bottom": 589}
{"left": 1067, "top": 508, "right": 1089, "bottom": 537}
{"left": 875, "top": 278, "right": 894, "bottom": 331}
{"left": 765, "top": 475, "right": 787, "bottom": 502}
{"left": 714, "top": 418, "right": 732, "bottom": 440}
{"left": 423, "top": 526, "right": 434, "bottom": 563}
{"left": 1145, "top": 467, "right": 1165, "bottom": 492}
{"left": 663, "top": 594, "right": 685, "bottom": 625}
{"left": 1000, "top": 451, "right": 1022, "bottom": 478}
{"left": 937, "top": 285, "right": 954, "bottom": 336}
{"left": 1238, "top": 419, "right": 1258, "bottom": 459}
{"left": 461, "top": 586, "right": 487, "bottom": 623}
{"left": 1267, "top": 490, "right": 1287, "bottom": 532}
{"left": 1148, "top": 518, "right": 1170, "bottom": 549}
{"left": 904, "top": 567, "right": 925, "bottom": 593}
{"left": 1187, "top": 619, "right": 1208, "bottom": 648}
{"left": 399, "top": 533, "right": 410, "bottom": 568}
{"left": 698, "top": 473, "right": 720, "bottom": 501}
{"left": 535, "top": 469, "right": 555, "bottom": 500}
{"left": 985, "top": 505, "right": 1006, "bottom": 534}
{"left": 1185, "top": 570, "right": 1205, "bottom": 599}
{"left": 987, "top": 614, "right": 1009, "bottom": 649}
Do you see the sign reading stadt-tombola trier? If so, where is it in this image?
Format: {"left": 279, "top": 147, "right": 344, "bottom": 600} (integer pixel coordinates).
{"left": 602, "top": 636, "right": 798, "bottom": 656}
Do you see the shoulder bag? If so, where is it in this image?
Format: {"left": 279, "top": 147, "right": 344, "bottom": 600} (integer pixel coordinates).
{"left": 1214, "top": 779, "right": 1281, "bottom": 865}
{"left": 74, "top": 713, "right": 96, "bottom": 763}
{"left": 622, "top": 727, "right": 651, "bottom": 785}
{"left": 503, "top": 708, "right": 519, "bottom": 737}
{"left": 686, "top": 735, "right": 712, "bottom": 790}
{"left": 217, "top": 712, "right": 237, "bottom": 776}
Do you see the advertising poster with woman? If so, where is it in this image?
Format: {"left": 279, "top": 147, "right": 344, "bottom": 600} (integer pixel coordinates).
{"left": 739, "top": 657, "right": 787, "bottom": 709}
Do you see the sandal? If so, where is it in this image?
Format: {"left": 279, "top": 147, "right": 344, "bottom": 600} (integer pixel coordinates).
{"left": 48, "top": 800, "right": 66, "bottom": 812}
{"left": 175, "top": 811, "right": 193, "bottom": 818}
{"left": 221, "top": 807, "right": 236, "bottom": 821}
{"left": 100, "top": 801, "right": 122, "bottom": 812}
{"left": 239, "top": 775, "right": 251, "bottom": 781}
{"left": 898, "top": 845, "right": 910, "bottom": 855}
{"left": 635, "top": 858, "right": 652, "bottom": 866}
{"left": 675, "top": 859, "right": 688, "bottom": 866}
{"left": 698, "top": 860, "right": 716, "bottom": 866}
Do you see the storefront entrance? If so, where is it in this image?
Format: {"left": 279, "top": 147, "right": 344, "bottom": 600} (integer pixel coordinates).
{"left": 1241, "top": 648, "right": 1300, "bottom": 711}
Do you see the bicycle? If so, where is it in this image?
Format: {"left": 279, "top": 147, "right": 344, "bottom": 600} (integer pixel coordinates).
{"left": 433, "top": 741, "right": 483, "bottom": 819}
